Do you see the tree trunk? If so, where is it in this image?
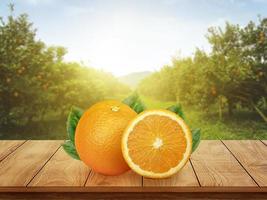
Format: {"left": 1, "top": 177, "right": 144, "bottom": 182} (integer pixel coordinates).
{"left": 228, "top": 100, "right": 234, "bottom": 116}
{"left": 60, "top": 109, "right": 66, "bottom": 119}
{"left": 40, "top": 109, "right": 47, "bottom": 121}
{"left": 2, "top": 93, "right": 12, "bottom": 125}
{"left": 218, "top": 97, "right": 223, "bottom": 120}
{"left": 251, "top": 102, "right": 267, "bottom": 123}
{"left": 27, "top": 115, "right": 34, "bottom": 125}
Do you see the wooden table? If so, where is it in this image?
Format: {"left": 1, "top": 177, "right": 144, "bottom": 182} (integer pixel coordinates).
{"left": 0, "top": 140, "right": 266, "bottom": 199}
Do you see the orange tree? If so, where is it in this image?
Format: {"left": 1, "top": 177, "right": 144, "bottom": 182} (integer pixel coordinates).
{"left": 205, "top": 23, "right": 251, "bottom": 116}
{"left": 238, "top": 18, "right": 267, "bottom": 122}
{"left": 207, "top": 20, "right": 266, "bottom": 120}
{"left": 0, "top": 9, "right": 55, "bottom": 124}
{"left": 0, "top": 6, "right": 130, "bottom": 126}
{"left": 139, "top": 66, "right": 177, "bottom": 101}
{"left": 138, "top": 18, "right": 266, "bottom": 121}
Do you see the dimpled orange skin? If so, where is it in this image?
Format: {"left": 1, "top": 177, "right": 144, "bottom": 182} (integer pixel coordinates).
{"left": 75, "top": 100, "right": 137, "bottom": 175}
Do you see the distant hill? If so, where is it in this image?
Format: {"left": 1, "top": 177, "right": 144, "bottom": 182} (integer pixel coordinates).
{"left": 118, "top": 71, "right": 152, "bottom": 89}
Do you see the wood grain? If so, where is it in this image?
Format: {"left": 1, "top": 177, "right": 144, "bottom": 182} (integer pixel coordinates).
{"left": 1, "top": 192, "right": 267, "bottom": 200}
{"left": 0, "top": 140, "right": 266, "bottom": 193}
{"left": 190, "top": 140, "right": 256, "bottom": 187}
{"left": 223, "top": 140, "right": 267, "bottom": 187}
{"left": 0, "top": 140, "right": 26, "bottom": 162}
{"left": 0, "top": 140, "right": 62, "bottom": 186}
{"left": 86, "top": 170, "right": 142, "bottom": 187}
{"left": 143, "top": 161, "right": 199, "bottom": 187}
{"left": 28, "top": 147, "right": 90, "bottom": 187}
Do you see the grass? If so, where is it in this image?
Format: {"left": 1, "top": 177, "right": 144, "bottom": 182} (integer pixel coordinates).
{"left": 185, "top": 109, "right": 267, "bottom": 139}
{"left": 141, "top": 96, "right": 267, "bottom": 140}
{"left": 0, "top": 118, "right": 67, "bottom": 140}
{"left": 0, "top": 95, "right": 266, "bottom": 140}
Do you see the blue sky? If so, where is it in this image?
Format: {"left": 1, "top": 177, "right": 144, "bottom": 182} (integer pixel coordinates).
{"left": 0, "top": 0, "right": 266, "bottom": 76}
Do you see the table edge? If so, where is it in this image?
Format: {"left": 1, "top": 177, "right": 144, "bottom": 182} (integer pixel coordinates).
{"left": 0, "top": 186, "right": 266, "bottom": 193}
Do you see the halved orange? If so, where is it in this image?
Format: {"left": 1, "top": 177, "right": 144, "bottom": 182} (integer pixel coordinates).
{"left": 121, "top": 109, "right": 192, "bottom": 178}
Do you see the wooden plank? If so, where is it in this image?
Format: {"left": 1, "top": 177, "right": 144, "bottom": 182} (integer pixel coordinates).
{"left": 190, "top": 140, "right": 256, "bottom": 187}
{"left": 28, "top": 147, "right": 90, "bottom": 187}
{"left": 223, "top": 140, "right": 267, "bottom": 187}
{"left": 0, "top": 140, "right": 26, "bottom": 162}
{"left": 1, "top": 192, "right": 267, "bottom": 200}
{"left": 143, "top": 161, "right": 199, "bottom": 187}
{"left": 86, "top": 170, "right": 142, "bottom": 187}
{"left": 0, "top": 140, "right": 266, "bottom": 193}
{"left": 0, "top": 185, "right": 266, "bottom": 193}
{"left": 0, "top": 140, "right": 62, "bottom": 186}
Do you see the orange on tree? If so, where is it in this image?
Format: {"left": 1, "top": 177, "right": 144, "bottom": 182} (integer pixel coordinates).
{"left": 75, "top": 100, "right": 137, "bottom": 175}
{"left": 122, "top": 109, "right": 192, "bottom": 178}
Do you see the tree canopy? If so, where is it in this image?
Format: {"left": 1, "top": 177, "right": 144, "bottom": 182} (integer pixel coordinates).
{"left": 0, "top": 7, "right": 130, "bottom": 126}
{"left": 139, "top": 18, "right": 267, "bottom": 121}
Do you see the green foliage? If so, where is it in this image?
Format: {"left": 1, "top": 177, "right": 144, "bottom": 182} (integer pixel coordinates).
{"left": 167, "top": 104, "right": 185, "bottom": 120}
{"left": 63, "top": 106, "right": 84, "bottom": 160}
{"left": 138, "top": 66, "right": 178, "bottom": 101}
{"left": 0, "top": 8, "right": 130, "bottom": 128}
{"left": 138, "top": 18, "right": 267, "bottom": 122}
{"left": 0, "top": 5, "right": 266, "bottom": 143}
{"left": 66, "top": 106, "right": 84, "bottom": 143}
{"left": 123, "top": 92, "right": 146, "bottom": 113}
{"left": 62, "top": 140, "right": 80, "bottom": 160}
{"left": 191, "top": 129, "right": 201, "bottom": 153}
{"left": 167, "top": 104, "right": 201, "bottom": 152}
{"left": 140, "top": 97, "right": 267, "bottom": 140}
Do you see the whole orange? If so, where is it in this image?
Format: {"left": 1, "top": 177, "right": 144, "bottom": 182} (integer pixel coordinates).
{"left": 75, "top": 100, "right": 137, "bottom": 175}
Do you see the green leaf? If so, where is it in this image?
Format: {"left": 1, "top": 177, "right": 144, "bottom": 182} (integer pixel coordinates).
{"left": 62, "top": 140, "right": 80, "bottom": 160}
{"left": 66, "top": 106, "right": 84, "bottom": 143}
{"left": 166, "top": 104, "right": 201, "bottom": 152}
{"left": 123, "top": 92, "right": 146, "bottom": 113}
{"left": 167, "top": 104, "right": 185, "bottom": 120}
{"left": 192, "top": 128, "right": 201, "bottom": 153}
